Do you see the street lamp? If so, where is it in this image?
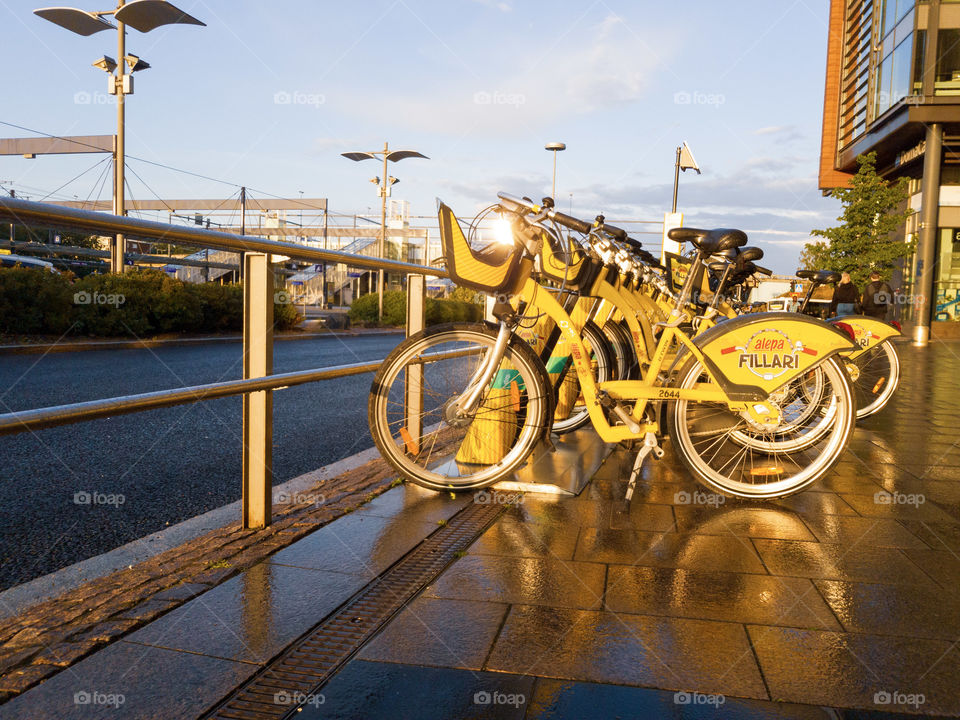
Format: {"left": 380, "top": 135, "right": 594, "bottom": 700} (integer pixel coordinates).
{"left": 545, "top": 142, "right": 565, "bottom": 200}
{"left": 34, "top": 1, "right": 205, "bottom": 273}
{"left": 671, "top": 141, "right": 701, "bottom": 213}
{"left": 342, "top": 143, "right": 428, "bottom": 321}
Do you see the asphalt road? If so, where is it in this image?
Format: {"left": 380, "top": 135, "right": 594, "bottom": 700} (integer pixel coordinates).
{"left": 0, "top": 333, "right": 403, "bottom": 590}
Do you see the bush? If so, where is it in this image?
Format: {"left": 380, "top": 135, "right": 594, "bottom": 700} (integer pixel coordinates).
{"left": 348, "top": 290, "right": 483, "bottom": 327}
{"left": 0, "top": 266, "right": 301, "bottom": 337}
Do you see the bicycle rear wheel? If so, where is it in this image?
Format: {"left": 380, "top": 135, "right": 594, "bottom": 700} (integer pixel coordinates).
{"left": 368, "top": 323, "right": 552, "bottom": 491}
{"left": 849, "top": 340, "right": 900, "bottom": 419}
{"left": 552, "top": 321, "right": 612, "bottom": 434}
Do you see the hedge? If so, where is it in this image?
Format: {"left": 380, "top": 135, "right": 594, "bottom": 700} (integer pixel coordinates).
{"left": 0, "top": 267, "right": 300, "bottom": 337}
{"left": 348, "top": 290, "right": 483, "bottom": 327}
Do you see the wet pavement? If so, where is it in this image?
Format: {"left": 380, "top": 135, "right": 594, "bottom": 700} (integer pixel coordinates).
{"left": 4, "top": 340, "right": 960, "bottom": 718}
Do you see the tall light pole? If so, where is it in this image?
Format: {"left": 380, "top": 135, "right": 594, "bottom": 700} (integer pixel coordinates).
{"left": 35, "top": 1, "right": 205, "bottom": 273}
{"left": 545, "top": 142, "right": 565, "bottom": 200}
{"left": 342, "top": 143, "right": 428, "bottom": 321}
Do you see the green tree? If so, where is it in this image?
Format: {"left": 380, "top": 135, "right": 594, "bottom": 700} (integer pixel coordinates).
{"left": 809, "top": 151, "right": 915, "bottom": 286}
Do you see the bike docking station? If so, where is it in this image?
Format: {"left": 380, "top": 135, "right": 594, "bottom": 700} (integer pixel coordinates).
{"left": 493, "top": 427, "right": 615, "bottom": 496}
{"left": 480, "top": 296, "right": 615, "bottom": 497}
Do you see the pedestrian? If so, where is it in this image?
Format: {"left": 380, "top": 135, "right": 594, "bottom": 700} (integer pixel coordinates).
{"left": 830, "top": 272, "right": 860, "bottom": 317}
{"left": 861, "top": 271, "right": 893, "bottom": 320}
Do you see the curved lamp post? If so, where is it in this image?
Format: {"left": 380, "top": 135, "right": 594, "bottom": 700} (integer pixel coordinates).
{"left": 342, "top": 143, "right": 428, "bottom": 321}
{"left": 34, "top": 1, "right": 205, "bottom": 273}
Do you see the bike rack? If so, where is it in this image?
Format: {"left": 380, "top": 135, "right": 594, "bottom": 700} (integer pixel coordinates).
{"left": 0, "top": 196, "right": 444, "bottom": 529}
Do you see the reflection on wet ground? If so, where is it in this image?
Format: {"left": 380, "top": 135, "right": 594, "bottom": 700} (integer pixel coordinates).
{"left": 346, "top": 342, "right": 960, "bottom": 717}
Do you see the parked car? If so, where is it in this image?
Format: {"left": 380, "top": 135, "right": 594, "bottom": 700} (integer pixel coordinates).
{"left": 0, "top": 253, "right": 59, "bottom": 273}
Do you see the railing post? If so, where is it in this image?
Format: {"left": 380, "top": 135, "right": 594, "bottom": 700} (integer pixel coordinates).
{"left": 242, "top": 252, "right": 274, "bottom": 529}
{"left": 404, "top": 274, "right": 425, "bottom": 451}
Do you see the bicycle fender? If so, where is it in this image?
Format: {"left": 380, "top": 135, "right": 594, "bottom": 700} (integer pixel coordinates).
{"left": 828, "top": 315, "right": 900, "bottom": 353}
{"left": 693, "top": 312, "right": 858, "bottom": 401}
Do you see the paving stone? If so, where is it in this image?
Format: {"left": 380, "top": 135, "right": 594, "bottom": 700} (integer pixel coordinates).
{"left": 71, "top": 618, "right": 140, "bottom": 644}
{"left": 816, "top": 579, "right": 960, "bottom": 640}
{"left": 748, "top": 625, "right": 960, "bottom": 715}
{"left": 0, "top": 663, "right": 59, "bottom": 693}
{"left": 31, "top": 639, "right": 100, "bottom": 667}
{"left": 900, "top": 549, "right": 960, "bottom": 591}
{"left": 770, "top": 491, "right": 859, "bottom": 516}
{"left": 528, "top": 678, "right": 833, "bottom": 719}
{"left": 798, "top": 515, "right": 929, "bottom": 549}
{"left": 467, "top": 516, "right": 580, "bottom": 560}
{"left": 486, "top": 604, "right": 767, "bottom": 700}
{"left": 115, "top": 599, "right": 180, "bottom": 623}
{"left": 752, "top": 539, "right": 936, "bottom": 585}
{"left": 297, "top": 660, "right": 534, "bottom": 720}
{"left": 188, "top": 566, "right": 238, "bottom": 586}
{"left": 672, "top": 506, "right": 816, "bottom": 541}
{"left": 358, "top": 597, "right": 509, "bottom": 670}
{"left": 0, "top": 646, "right": 41, "bottom": 675}
{"left": 606, "top": 566, "right": 841, "bottom": 630}
{"left": 423, "top": 554, "right": 605, "bottom": 610}
{"left": 0, "top": 640, "right": 256, "bottom": 719}
{"left": 148, "top": 581, "right": 209, "bottom": 603}
{"left": 575, "top": 528, "right": 768, "bottom": 574}
{"left": 839, "top": 492, "right": 958, "bottom": 523}
{"left": 126, "top": 563, "right": 367, "bottom": 664}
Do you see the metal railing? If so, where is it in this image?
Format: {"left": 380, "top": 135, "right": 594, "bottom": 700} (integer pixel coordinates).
{"left": 0, "top": 195, "right": 447, "bottom": 528}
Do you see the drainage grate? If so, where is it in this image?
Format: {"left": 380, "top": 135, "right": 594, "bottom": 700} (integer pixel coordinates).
{"left": 203, "top": 496, "right": 507, "bottom": 720}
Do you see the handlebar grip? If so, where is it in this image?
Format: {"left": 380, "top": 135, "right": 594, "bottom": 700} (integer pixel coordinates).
{"left": 754, "top": 265, "right": 773, "bottom": 276}
{"left": 622, "top": 237, "right": 644, "bottom": 252}
{"left": 602, "top": 224, "right": 627, "bottom": 240}
{"left": 549, "top": 210, "right": 592, "bottom": 234}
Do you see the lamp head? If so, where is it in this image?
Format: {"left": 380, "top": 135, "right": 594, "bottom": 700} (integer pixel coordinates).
{"left": 124, "top": 54, "right": 151, "bottom": 72}
{"left": 92, "top": 55, "right": 118, "bottom": 73}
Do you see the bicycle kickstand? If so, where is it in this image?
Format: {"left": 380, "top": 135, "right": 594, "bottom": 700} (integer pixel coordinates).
{"left": 625, "top": 432, "right": 664, "bottom": 502}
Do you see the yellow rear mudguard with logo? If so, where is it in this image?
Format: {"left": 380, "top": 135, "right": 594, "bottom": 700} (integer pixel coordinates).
{"left": 692, "top": 312, "right": 858, "bottom": 401}
{"left": 828, "top": 315, "right": 900, "bottom": 356}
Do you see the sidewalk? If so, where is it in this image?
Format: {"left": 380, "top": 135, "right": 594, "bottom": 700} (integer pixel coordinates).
{"left": 2, "top": 340, "right": 960, "bottom": 718}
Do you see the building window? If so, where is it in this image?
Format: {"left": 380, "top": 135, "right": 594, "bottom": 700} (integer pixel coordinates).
{"left": 936, "top": 28, "right": 960, "bottom": 93}
{"left": 936, "top": 229, "right": 960, "bottom": 320}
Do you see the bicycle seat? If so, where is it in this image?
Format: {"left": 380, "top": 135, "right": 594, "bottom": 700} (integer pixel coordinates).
{"left": 738, "top": 246, "right": 763, "bottom": 262}
{"left": 796, "top": 269, "right": 841, "bottom": 284}
{"left": 667, "top": 227, "right": 748, "bottom": 254}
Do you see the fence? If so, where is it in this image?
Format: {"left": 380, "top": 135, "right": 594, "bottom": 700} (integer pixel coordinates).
{"left": 0, "top": 195, "right": 446, "bottom": 529}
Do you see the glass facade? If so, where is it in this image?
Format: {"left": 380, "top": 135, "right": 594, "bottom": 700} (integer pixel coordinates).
{"left": 873, "top": 0, "right": 916, "bottom": 119}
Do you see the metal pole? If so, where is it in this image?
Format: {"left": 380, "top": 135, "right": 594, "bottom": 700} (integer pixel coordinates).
{"left": 914, "top": 123, "right": 943, "bottom": 346}
{"left": 239, "top": 186, "right": 246, "bottom": 283}
{"left": 242, "top": 252, "right": 274, "bottom": 528}
{"left": 404, "top": 273, "right": 425, "bottom": 451}
{"left": 672, "top": 146, "right": 681, "bottom": 214}
{"left": 321, "top": 206, "right": 328, "bottom": 308}
{"left": 114, "top": 3, "right": 126, "bottom": 273}
{"left": 378, "top": 141, "right": 388, "bottom": 323}
{"left": 551, "top": 150, "right": 558, "bottom": 200}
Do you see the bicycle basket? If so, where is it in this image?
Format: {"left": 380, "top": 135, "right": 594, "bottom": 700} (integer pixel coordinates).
{"left": 539, "top": 230, "right": 589, "bottom": 289}
{"left": 438, "top": 201, "right": 525, "bottom": 294}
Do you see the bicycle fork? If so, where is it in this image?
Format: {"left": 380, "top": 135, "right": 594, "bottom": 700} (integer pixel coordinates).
{"left": 449, "top": 321, "right": 512, "bottom": 418}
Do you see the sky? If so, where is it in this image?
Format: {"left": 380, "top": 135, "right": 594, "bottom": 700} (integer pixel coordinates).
{"left": 1, "top": 0, "right": 839, "bottom": 273}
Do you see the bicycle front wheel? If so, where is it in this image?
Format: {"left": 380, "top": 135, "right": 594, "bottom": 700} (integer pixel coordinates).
{"left": 667, "top": 355, "right": 855, "bottom": 498}
{"left": 368, "top": 323, "right": 552, "bottom": 491}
